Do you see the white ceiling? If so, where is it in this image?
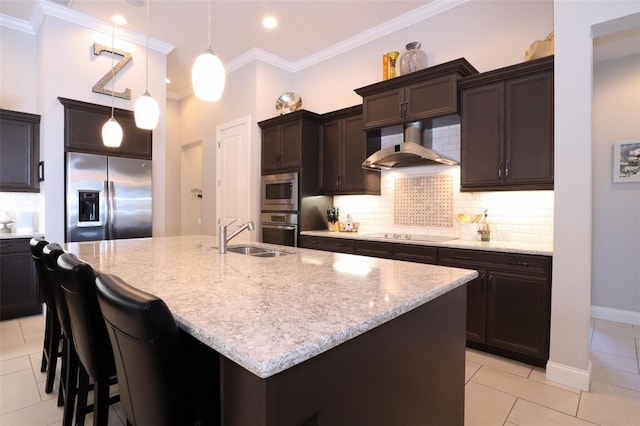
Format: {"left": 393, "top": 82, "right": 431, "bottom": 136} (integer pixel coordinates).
{"left": 0, "top": 0, "right": 433, "bottom": 95}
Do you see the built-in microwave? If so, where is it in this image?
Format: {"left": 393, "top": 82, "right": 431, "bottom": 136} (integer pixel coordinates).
{"left": 261, "top": 172, "right": 299, "bottom": 212}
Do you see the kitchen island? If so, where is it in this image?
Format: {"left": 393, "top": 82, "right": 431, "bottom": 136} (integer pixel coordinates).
{"left": 65, "top": 235, "right": 477, "bottom": 425}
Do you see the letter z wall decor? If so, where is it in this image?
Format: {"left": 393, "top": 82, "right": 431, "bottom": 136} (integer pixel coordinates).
{"left": 92, "top": 43, "right": 132, "bottom": 100}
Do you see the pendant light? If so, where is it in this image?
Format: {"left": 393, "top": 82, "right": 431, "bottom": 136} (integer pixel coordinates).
{"left": 102, "top": 16, "right": 123, "bottom": 148}
{"left": 191, "top": 0, "right": 225, "bottom": 101}
{"left": 134, "top": 0, "right": 159, "bottom": 129}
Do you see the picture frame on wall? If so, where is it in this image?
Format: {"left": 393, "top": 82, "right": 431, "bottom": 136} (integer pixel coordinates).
{"left": 613, "top": 140, "right": 640, "bottom": 183}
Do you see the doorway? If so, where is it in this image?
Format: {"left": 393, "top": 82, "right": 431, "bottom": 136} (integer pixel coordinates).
{"left": 216, "top": 116, "right": 252, "bottom": 238}
{"left": 180, "top": 141, "right": 203, "bottom": 235}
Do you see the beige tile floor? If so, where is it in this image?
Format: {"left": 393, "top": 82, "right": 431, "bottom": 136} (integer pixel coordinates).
{"left": 1, "top": 314, "right": 639, "bottom": 425}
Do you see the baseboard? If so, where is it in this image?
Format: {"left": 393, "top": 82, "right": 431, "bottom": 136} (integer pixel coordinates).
{"left": 545, "top": 360, "right": 592, "bottom": 391}
{"left": 591, "top": 305, "right": 640, "bottom": 326}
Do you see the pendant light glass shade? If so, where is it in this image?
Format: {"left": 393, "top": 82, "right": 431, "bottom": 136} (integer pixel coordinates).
{"left": 134, "top": 91, "right": 160, "bottom": 129}
{"left": 102, "top": 117, "right": 123, "bottom": 148}
{"left": 134, "top": 0, "right": 159, "bottom": 130}
{"left": 192, "top": 48, "right": 225, "bottom": 101}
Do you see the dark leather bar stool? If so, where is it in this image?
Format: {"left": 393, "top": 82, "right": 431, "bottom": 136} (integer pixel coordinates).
{"left": 96, "top": 273, "right": 219, "bottom": 426}
{"left": 56, "top": 252, "right": 119, "bottom": 426}
{"left": 42, "top": 243, "right": 77, "bottom": 426}
{"left": 29, "top": 237, "right": 63, "bottom": 396}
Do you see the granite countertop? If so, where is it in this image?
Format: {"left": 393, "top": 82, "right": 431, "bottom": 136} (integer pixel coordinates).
{"left": 301, "top": 230, "right": 553, "bottom": 256}
{"left": 0, "top": 232, "right": 44, "bottom": 240}
{"left": 65, "top": 235, "right": 477, "bottom": 379}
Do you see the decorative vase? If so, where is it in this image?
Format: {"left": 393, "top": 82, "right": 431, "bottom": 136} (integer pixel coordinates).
{"left": 399, "top": 42, "right": 427, "bottom": 75}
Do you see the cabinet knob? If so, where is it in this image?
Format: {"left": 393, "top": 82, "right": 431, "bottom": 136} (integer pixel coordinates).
{"left": 509, "top": 261, "right": 530, "bottom": 267}
{"left": 498, "top": 162, "right": 503, "bottom": 179}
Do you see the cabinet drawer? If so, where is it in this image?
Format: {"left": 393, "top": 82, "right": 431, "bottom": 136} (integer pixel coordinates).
{"left": 438, "top": 248, "right": 550, "bottom": 276}
{"left": 299, "top": 236, "right": 354, "bottom": 254}
{"left": 393, "top": 244, "right": 437, "bottom": 264}
{"left": 0, "top": 238, "right": 31, "bottom": 255}
{"left": 354, "top": 240, "right": 393, "bottom": 259}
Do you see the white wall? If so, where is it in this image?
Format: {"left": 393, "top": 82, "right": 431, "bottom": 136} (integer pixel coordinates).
{"left": 592, "top": 53, "right": 640, "bottom": 315}
{"left": 548, "top": 1, "right": 640, "bottom": 391}
{"left": 0, "top": 27, "right": 37, "bottom": 112}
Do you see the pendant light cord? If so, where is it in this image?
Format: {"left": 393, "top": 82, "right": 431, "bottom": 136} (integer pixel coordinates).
{"left": 207, "top": 0, "right": 212, "bottom": 50}
{"left": 110, "top": 12, "right": 115, "bottom": 118}
{"left": 145, "top": 0, "right": 150, "bottom": 92}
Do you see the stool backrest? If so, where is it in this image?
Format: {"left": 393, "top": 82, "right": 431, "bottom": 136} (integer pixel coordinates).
{"left": 30, "top": 238, "right": 55, "bottom": 314}
{"left": 56, "top": 253, "right": 115, "bottom": 381}
{"left": 95, "top": 273, "right": 196, "bottom": 426}
{"left": 41, "top": 243, "right": 71, "bottom": 337}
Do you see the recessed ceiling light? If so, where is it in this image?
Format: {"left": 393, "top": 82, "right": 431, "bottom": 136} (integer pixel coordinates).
{"left": 111, "top": 15, "right": 127, "bottom": 26}
{"left": 262, "top": 15, "right": 277, "bottom": 29}
{"left": 165, "top": 78, "right": 171, "bottom": 84}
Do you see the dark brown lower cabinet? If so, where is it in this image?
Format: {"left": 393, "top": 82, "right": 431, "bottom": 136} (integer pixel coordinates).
{"left": 0, "top": 238, "right": 41, "bottom": 320}
{"left": 299, "top": 235, "right": 355, "bottom": 253}
{"left": 438, "top": 248, "right": 552, "bottom": 367}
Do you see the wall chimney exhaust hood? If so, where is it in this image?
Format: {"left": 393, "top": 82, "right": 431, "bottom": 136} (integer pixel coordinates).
{"left": 362, "top": 121, "right": 458, "bottom": 170}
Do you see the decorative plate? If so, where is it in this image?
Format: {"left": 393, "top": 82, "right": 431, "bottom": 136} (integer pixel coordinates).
{"left": 275, "top": 92, "right": 302, "bottom": 115}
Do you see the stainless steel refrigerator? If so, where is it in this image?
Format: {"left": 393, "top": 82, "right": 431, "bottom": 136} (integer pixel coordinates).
{"left": 66, "top": 152, "right": 152, "bottom": 242}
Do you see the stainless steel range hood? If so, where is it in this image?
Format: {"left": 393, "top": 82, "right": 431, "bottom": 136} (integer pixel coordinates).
{"left": 362, "top": 122, "right": 459, "bottom": 170}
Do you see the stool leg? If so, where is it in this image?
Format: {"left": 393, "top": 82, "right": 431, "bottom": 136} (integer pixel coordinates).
{"left": 44, "top": 319, "right": 60, "bottom": 393}
{"left": 75, "top": 364, "right": 89, "bottom": 426}
{"left": 40, "top": 310, "right": 51, "bottom": 373}
{"left": 92, "top": 378, "right": 110, "bottom": 426}
{"left": 62, "top": 340, "right": 78, "bottom": 426}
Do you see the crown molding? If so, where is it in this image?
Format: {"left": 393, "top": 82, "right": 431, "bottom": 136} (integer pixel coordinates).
{"left": 293, "top": 0, "right": 472, "bottom": 72}
{"left": 0, "top": 13, "right": 36, "bottom": 35}
{"left": 1, "top": 0, "right": 174, "bottom": 54}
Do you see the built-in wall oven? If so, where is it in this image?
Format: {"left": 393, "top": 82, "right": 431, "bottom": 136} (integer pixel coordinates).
{"left": 261, "top": 172, "right": 299, "bottom": 247}
{"left": 261, "top": 212, "right": 298, "bottom": 247}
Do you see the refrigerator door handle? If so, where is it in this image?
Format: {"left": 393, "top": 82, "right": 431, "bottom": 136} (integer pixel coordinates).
{"left": 108, "top": 180, "right": 116, "bottom": 240}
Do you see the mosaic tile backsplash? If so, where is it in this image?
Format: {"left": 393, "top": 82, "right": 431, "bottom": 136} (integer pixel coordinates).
{"left": 394, "top": 175, "right": 454, "bottom": 227}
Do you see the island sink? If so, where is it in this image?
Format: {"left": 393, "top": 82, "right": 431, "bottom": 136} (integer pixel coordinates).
{"left": 226, "top": 244, "right": 294, "bottom": 257}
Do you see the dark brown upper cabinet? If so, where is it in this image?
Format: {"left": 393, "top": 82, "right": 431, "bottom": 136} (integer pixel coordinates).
{"left": 59, "top": 97, "right": 152, "bottom": 159}
{"left": 355, "top": 58, "right": 478, "bottom": 130}
{"left": 259, "top": 110, "right": 321, "bottom": 174}
{"left": 0, "top": 109, "right": 41, "bottom": 192}
{"left": 459, "top": 56, "right": 554, "bottom": 191}
{"left": 320, "top": 105, "right": 380, "bottom": 195}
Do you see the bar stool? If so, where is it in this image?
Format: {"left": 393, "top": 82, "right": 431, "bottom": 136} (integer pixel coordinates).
{"left": 56, "top": 252, "right": 119, "bottom": 426}
{"left": 96, "top": 273, "right": 219, "bottom": 426}
{"left": 42, "top": 243, "right": 76, "bottom": 426}
{"left": 29, "top": 237, "right": 63, "bottom": 396}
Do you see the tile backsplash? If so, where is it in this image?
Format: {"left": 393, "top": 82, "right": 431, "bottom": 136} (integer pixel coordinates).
{"left": 335, "top": 123, "right": 553, "bottom": 243}
{"left": 0, "top": 192, "right": 43, "bottom": 233}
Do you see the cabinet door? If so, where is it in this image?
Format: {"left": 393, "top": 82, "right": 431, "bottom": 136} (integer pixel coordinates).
{"left": 321, "top": 119, "right": 341, "bottom": 192}
{"left": 505, "top": 71, "right": 554, "bottom": 188}
{"left": 0, "top": 111, "right": 40, "bottom": 192}
{"left": 392, "top": 244, "right": 437, "bottom": 264}
{"left": 354, "top": 240, "right": 393, "bottom": 259}
{"left": 362, "top": 88, "right": 404, "bottom": 129}
{"left": 405, "top": 75, "right": 458, "bottom": 122}
{"left": 460, "top": 83, "right": 505, "bottom": 189}
{"left": 485, "top": 271, "right": 550, "bottom": 360}
{"left": 279, "top": 120, "right": 303, "bottom": 169}
{"left": 261, "top": 125, "right": 281, "bottom": 171}
{"left": 340, "top": 115, "right": 367, "bottom": 192}
{"left": 0, "top": 240, "right": 40, "bottom": 320}
{"left": 465, "top": 272, "right": 487, "bottom": 343}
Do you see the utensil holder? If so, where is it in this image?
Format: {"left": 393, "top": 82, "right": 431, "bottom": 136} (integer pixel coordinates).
{"left": 459, "top": 223, "right": 478, "bottom": 241}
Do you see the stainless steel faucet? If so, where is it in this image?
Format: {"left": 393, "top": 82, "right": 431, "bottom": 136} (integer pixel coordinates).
{"left": 218, "top": 219, "right": 255, "bottom": 254}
